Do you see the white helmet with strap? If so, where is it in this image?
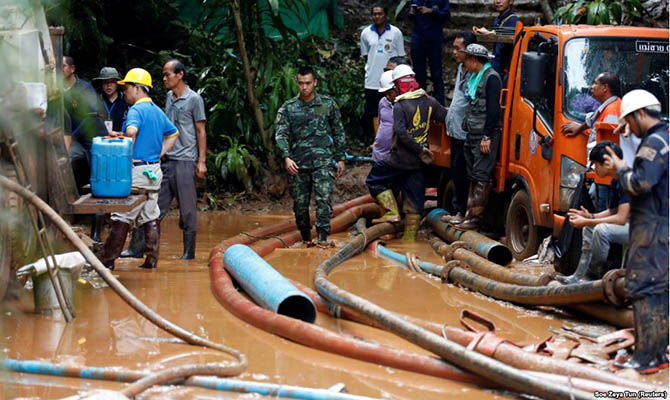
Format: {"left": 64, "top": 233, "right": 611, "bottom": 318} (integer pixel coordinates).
{"left": 392, "top": 64, "right": 415, "bottom": 81}
{"left": 619, "top": 89, "right": 661, "bottom": 123}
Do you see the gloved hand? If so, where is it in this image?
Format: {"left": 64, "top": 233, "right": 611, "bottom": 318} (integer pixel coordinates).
{"left": 419, "top": 148, "right": 434, "bottom": 164}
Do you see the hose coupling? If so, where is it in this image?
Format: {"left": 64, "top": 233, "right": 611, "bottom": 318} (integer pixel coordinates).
{"left": 602, "top": 268, "right": 628, "bottom": 307}
{"left": 440, "top": 260, "right": 469, "bottom": 283}
{"left": 443, "top": 241, "right": 471, "bottom": 261}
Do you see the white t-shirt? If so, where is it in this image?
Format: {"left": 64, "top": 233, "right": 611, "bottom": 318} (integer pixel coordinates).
{"left": 360, "top": 24, "right": 405, "bottom": 90}
{"left": 619, "top": 133, "right": 642, "bottom": 168}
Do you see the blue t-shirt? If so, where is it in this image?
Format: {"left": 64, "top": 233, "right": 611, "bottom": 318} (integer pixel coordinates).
{"left": 608, "top": 179, "right": 630, "bottom": 210}
{"left": 122, "top": 97, "right": 179, "bottom": 162}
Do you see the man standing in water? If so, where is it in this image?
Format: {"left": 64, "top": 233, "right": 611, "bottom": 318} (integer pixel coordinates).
{"left": 275, "top": 66, "right": 346, "bottom": 248}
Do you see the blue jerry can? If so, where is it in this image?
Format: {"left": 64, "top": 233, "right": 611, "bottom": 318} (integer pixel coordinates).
{"left": 90, "top": 136, "right": 132, "bottom": 198}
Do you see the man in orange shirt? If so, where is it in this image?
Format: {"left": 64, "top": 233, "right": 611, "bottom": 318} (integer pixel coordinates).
{"left": 561, "top": 73, "right": 640, "bottom": 211}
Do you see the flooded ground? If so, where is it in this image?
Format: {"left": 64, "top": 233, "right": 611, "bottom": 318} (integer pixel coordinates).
{"left": 1, "top": 212, "right": 668, "bottom": 399}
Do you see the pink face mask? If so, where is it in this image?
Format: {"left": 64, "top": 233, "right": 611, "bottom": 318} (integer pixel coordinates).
{"left": 395, "top": 75, "right": 419, "bottom": 94}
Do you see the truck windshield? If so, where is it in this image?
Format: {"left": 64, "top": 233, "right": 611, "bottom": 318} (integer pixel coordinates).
{"left": 563, "top": 37, "right": 669, "bottom": 123}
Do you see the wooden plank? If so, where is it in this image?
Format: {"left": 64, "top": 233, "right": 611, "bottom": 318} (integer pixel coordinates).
{"left": 68, "top": 194, "right": 147, "bottom": 214}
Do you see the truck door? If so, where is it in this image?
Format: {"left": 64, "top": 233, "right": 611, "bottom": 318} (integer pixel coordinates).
{"left": 507, "top": 32, "right": 558, "bottom": 229}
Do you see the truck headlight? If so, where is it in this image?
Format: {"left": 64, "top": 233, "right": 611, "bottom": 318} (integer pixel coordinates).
{"left": 558, "top": 155, "right": 587, "bottom": 212}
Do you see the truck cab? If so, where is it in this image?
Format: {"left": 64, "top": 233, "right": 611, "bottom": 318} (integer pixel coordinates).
{"left": 431, "top": 24, "right": 669, "bottom": 262}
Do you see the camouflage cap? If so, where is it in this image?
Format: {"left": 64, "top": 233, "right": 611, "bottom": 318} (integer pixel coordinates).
{"left": 93, "top": 67, "right": 121, "bottom": 81}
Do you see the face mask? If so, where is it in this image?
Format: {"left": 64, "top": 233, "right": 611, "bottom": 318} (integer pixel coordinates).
{"left": 395, "top": 75, "right": 419, "bottom": 94}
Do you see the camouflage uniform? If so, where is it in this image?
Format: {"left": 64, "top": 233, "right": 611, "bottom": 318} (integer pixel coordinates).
{"left": 275, "top": 93, "right": 346, "bottom": 239}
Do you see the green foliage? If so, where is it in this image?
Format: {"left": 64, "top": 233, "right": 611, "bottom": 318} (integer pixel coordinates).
{"left": 553, "top": 0, "right": 646, "bottom": 25}
{"left": 46, "top": 0, "right": 366, "bottom": 197}
{"left": 214, "top": 135, "right": 261, "bottom": 191}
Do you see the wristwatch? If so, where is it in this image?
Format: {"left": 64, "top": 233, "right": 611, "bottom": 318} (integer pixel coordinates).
{"left": 482, "top": 136, "right": 490, "bottom": 141}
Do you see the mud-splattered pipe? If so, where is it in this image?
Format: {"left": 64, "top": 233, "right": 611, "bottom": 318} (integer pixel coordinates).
{"left": 209, "top": 204, "right": 495, "bottom": 387}
{"left": 430, "top": 238, "right": 554, "bottom": 286}
{"left": 314, "top": 222, "right": 596, "bottom": 400}
{"left": 0, "top": 359, "right": 378, "bottom": 400}
{"left": 223, "top": 244, "right": 316, "bottom": 323}
{"left": 426, "top": 208, "right": 513, "bottom": 265}
{"left": 369, "top": 243, "right": 653, "bottom": 391}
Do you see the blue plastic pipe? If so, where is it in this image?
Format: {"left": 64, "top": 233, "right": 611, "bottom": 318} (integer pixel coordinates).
{"left": 426, "top": 209, "right": 513, "bottom": 265}
{"left": 1, "top": 359, "right": 377, "bottom": 400}
{"left": 376, "top": 244, "right": 443, "bottom": 276}
{"left": 345, "top": 153, "right": 373, "bottom": 163}
{"left": 223, "top": 244, "right": 316, "bottom": 323}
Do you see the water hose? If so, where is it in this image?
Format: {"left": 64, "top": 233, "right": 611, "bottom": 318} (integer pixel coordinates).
{"left": 313, "top": 221, "right": 596, "bottom": 400}
{"left": 208, "top": 194, "right": 374, "bottom": 262}
{"left": 223, "top": 244, "right": 316, "bottom": 323}
{"left": 371, "top": 242, "right": 656, "bottom": 391}
{"left": 0, "top": 176, "right": 246, "bottom": 388}
{"left": 426, "top": 209, "right": 513, "bottom": 265}
{"left": 210, "top": 205, "right": 494, "bottom": 387}
{"left": 430, "top": 238, "right": 554, "bottom": 286}
{"left": 0, "top": 359, "right": 377, "bottom": 400}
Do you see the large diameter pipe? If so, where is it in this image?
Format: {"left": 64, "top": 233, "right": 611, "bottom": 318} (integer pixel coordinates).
{"left": 223, "top": 244, "right": 316, "bottom": 323}
{"left": 569, "top": 302, "right": 633, "bottom": 328}
{"left": 1, "top": 359, "right": 378, "bottom": 400}
{"left": 209, "top": 194, "right": 374, "bottom": 262}
{"left": 210, "top": 204, "right": 495, "bottom": 387}
{"left": 427, "top": 208, "right": 513, "bottom": 265}
{"left": 313, "top": 223, "right": 594, "bottom": 400}
{"left": 297, "top": 278, "right": 657, "bottom": 393}
{"left": 430, "top": 239, "right": 554, "bottom": 286}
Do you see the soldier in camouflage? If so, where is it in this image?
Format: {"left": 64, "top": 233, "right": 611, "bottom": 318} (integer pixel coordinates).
{"left": 275, "top": 66, "right": 346, "bottom": 247}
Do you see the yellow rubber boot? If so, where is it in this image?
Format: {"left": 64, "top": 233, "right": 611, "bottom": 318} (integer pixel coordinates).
{"left": 402, "top": 214, "right": 421, "bottom": 241}
{"left": 372, "top": 190, "right": 401, "bottom": 224}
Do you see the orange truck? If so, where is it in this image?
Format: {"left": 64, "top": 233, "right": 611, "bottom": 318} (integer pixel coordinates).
{"left": 429, "top": 24, "right": 669, "bottom": 265}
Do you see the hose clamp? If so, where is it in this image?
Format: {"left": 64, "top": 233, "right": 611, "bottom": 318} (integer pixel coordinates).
{"left": 440, "top": 260, "right": 469, "bottom": 283}
{"left": 602, "top": 268, "right": 628, "bottom": 307}
{"left": 444, "top": 241, "right": 471, "bottom": 260}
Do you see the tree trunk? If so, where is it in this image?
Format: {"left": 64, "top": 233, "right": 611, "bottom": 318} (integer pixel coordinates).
{"left": 229, "top": 0, "right": 278, "bottom": 171}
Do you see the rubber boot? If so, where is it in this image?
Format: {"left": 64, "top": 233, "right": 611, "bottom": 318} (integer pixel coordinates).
{"left": 614, "top": 295, "right": 669, "bottom": 374}
{"left": 455, "top": 182, "right": 492, "bottom": 230}
{"left": 556, "top": 251, "right": 593, "bottom": 284}
{"left": 442, "top": 184, "right": 473, "bottom": 225}
{"left": 316, "top": 231, "right": 332, "bottom": 248}
{"left": 139, "top": 220, "right": 160, "bottom": 269}
{"left": 100, "top": 220, "right": 131, "bottom": 270}
{"left": 372, "top": 190, "right": 401, "bottom": 224}
{"left": 179, "top": 232, "right": 196, "bottom": 260}
{"left": 120, "top": 227, "right": 145, "bottom": 258}
{"left": 90, "top": 214, "right": 104, "bottom": 243}
{"left": 402, "top": 214, "right": 421, "bottom": 241}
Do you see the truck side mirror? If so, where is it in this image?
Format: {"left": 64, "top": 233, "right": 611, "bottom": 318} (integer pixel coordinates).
{"left": 520, "top": 52, "right": 547, "bottom": 98}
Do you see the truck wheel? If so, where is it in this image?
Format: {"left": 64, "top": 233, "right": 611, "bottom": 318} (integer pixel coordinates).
{"left": 505, "top": 190, "right": 540, "bottom": 261}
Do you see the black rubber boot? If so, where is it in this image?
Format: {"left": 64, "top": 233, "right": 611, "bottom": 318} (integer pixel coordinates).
{"left": 120, "top": 227, "right": 145, "bottom": 258}
{"left": 179, "top": 232, "right": 196, "bottom": 260}
{"left": 90, "top": 214, "right": 104, "bottom": 243}
{"left": 614, "top": 295, "right": 670, "bottom": 374}
{"left": 100, "top": 221, "right": 131, "bottom": 270}
{"left": 139, "top": 220, "right": 160, "bottom": 269}
{"left": 557, "top": 252, "right": 593, "bottom": 284}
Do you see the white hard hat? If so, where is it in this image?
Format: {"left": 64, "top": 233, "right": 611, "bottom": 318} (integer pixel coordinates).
{"left": 378, "top": 70, "right": 395, "bottom": 93}
{"left": 619, "top": 89, "right": 661, "bottom": 123}
{"left": 392, "top": 64, "right": 414, "bottom": 81}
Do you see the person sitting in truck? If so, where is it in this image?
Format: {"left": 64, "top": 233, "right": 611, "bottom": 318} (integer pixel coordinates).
{"left": 557, "top": 141, "right": 630, "bottom": 284}
{"left": 561, "top": 73, "right": 641, "bottom": 211}
{"left": 491, "top": 0, "right": 519, "bottom": 82}
{"left": 449, "top": 44, "right": 501, "bottom": 231}
{"left": 603, "top": 89, "right": 668, "bottom": 375}
{"left": 443, "top": 31, "right": 477, "bottom": 223}
{"left": 366, "top": 64, "right": 447, "bottom": 241}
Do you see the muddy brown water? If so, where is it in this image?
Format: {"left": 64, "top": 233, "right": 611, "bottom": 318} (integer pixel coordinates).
{"left": 1, "top": 213, "right": 667, "bottom": 399}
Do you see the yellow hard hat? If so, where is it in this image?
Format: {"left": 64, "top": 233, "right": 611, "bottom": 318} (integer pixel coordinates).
{"left": 117, "top": 68, "right": 153, "bottom": 88}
